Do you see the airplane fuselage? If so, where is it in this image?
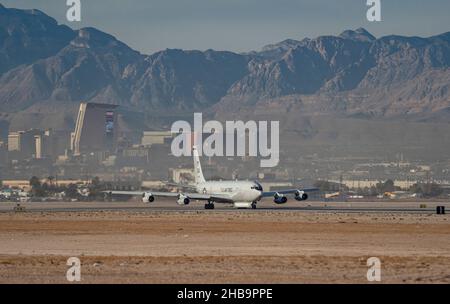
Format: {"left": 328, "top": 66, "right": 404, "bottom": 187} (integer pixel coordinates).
{"left": 196, "top": 180, "right": 263, "bottom": 203}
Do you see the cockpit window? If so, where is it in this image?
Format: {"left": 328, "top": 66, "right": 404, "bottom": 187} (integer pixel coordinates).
{"left": 251, "top": 181, "right": 263, "bottom": 191}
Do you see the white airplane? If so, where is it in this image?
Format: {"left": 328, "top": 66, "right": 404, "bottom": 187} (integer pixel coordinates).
{"left": 107, "top": 146, "right": 317, "bottom": 209}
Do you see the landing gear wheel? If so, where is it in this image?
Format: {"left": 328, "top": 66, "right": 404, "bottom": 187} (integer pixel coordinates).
{"left": 251, "top": 202, "right": 257, "bottom": 209}
{"left": 204, "top": 203, "right": 215, "bottom": 210}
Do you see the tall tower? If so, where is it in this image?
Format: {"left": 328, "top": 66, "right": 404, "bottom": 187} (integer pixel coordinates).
{"left": 71, "top": 102, "right": 118, "bottom": 155}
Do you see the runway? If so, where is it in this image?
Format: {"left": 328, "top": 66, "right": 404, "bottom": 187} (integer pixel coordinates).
{"left": 1, "top": 200, "right": 448, "bottom": 214}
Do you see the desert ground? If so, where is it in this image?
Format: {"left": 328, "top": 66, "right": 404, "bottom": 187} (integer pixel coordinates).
{"left": 0, "top": 202, "right": 449, "bottom": 283}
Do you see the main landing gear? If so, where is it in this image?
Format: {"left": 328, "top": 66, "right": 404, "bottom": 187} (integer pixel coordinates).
{"left": 251, "top": 202, "right": 257, "bottom": 209}
{"left": 204, "top": 201, "right": 215, "bottom": 210}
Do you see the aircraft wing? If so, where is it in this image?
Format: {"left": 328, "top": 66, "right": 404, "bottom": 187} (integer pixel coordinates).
{"left": 105, "top": 190, "right": 179, "bottom": 197}
{"left": 164, "top": 182, "right": 197, "bottom": 190}
{"left": 104, "top": 190, "right": 234, "bottom": 204}
{"left": 261, "top": 188, "right": 319, "bottom": 197}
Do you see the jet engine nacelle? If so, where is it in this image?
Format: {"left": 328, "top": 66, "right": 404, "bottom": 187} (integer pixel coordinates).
{"left": 142, "top": 192, "right": 155, "bottom": 203}
{"left": 274, "top": 192, "right": 288, "bottom": 204}
{"left": 295, "top": 190, "right": 308, "bottom": 201}
{"left": 177, "top": 194, "right": 190, "bottom": 205}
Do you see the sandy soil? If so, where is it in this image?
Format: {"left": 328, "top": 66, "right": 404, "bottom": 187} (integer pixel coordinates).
{"left": 0, "top": 211, "right": 449, "bottom": 283}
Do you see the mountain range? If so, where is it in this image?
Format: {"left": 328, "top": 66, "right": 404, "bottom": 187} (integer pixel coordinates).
{"left": 0, "top": 3, "right": 449, "bottom": 131}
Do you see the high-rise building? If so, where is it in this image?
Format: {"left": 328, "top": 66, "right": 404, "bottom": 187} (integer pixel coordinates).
{"left": 7, "top": 132, "right": 21, "bottom": 152}
{"left": 8, "top": 129, "right": 43, "bottom": 159}
{"left": 35, "top": 129, "right": 71, "bottom": 160}
{"left": 71, "top": 102, "right": 119, "bottom": 155}
{"left": 34, "top": 134, "right": 44, "bottom": 159}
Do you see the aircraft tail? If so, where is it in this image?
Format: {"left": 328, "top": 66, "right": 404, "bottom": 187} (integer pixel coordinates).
{"left": 193, "top": 146, "right": 206, "bottom": 184}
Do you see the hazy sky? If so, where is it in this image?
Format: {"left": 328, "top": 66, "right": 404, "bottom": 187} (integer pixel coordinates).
{"left": 2, "top": 0, "right": 450, "bottom": 54}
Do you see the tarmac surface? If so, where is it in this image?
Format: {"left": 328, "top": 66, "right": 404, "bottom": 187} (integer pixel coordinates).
{"left": 0, "top": 199, "right": 448, "bottom": 214}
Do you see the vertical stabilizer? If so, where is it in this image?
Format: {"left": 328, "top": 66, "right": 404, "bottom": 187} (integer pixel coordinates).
{"left": 193, "top": 146, "right": 206, "bottom": 184}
